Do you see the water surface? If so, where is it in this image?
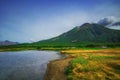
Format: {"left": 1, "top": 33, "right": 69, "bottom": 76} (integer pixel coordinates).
{"left": 0, "top": 50, "right": 63, "bottom": 80}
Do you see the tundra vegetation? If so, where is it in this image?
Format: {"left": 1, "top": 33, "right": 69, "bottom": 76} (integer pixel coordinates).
{"left": 62, "top": 49, "right": 120, "bottom": 80}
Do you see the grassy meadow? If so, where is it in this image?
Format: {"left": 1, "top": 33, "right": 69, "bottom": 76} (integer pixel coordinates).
{"left": 62, "top": 49, "right": 120, "bottom": 80}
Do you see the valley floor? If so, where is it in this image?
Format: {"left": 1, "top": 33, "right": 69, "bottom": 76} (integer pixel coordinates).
{"left": 45, "top": 48, "right": 120, "bottom": 80}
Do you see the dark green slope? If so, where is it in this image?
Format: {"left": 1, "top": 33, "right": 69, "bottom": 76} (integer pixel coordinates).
{"left": 33, "top": 23, "right": 120, "bottom": 46}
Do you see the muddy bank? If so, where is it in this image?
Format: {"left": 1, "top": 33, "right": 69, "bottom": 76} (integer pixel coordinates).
{"left": 45, "top": 57, "right": 73, "bottom": 80}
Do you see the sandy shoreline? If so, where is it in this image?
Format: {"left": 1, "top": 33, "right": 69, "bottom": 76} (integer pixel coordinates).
{"left": 44, "top": 57, "right": 73, "bottom": 80}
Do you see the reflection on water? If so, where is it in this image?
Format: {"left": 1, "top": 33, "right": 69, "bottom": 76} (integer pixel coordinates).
{"left": 0, "top": 50, "right": 63, "bottom": 80}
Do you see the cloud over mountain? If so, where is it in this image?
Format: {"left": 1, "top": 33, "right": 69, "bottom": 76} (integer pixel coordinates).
{"left": 97, "top": 16, "right": 120, "bottom": 30}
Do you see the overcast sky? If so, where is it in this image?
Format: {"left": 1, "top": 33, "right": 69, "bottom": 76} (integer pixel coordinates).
{"left": 0, "top": 0, "right": 120, "bottom": 43}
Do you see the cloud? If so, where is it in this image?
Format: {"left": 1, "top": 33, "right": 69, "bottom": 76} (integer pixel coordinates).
{"left": 109, "top": 26, "right": 120, "bottom": 30}
{"left": 98, "top": 17, "right": 113, "bottom": 26}
{"left": 97, "top": 16, "right": 118, "bottom": 26}
{"left": 97, "top": 16, "right": 120, "bottom": 30}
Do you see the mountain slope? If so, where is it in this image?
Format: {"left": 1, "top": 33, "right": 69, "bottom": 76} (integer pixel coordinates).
{"left": 34, "top": 23, "right": 120, "bottom": 46}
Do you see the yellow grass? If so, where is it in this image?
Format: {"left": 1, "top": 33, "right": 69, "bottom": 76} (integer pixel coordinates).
{"left": 64, "top": 48, "right": 120, "bottom": 80}
{"left": 61, "top": 48, "right": 120, "bottom": 53}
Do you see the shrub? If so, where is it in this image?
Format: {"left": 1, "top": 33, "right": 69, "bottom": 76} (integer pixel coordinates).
{"left": 65, "top": 66, "right": 73, "bottom": 75}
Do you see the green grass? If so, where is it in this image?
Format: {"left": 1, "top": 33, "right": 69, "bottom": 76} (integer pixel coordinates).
{"left": 71, "top": 56, "right": 88, "bottom": 66}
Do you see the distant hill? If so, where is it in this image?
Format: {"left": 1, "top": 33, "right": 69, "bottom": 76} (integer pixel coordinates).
{"left": 33, "top": 23, "right": 120, "bottom": 47}
{"left": 0, "top": 40, "right": 19, "bottom": 46}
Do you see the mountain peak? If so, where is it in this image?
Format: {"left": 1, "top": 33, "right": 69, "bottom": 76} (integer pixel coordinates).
{"left": 79, "top": 23, "right": 101, "bottom": 29}
{"left": 82, "top": 23, "right": 91, "bottom": 26}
